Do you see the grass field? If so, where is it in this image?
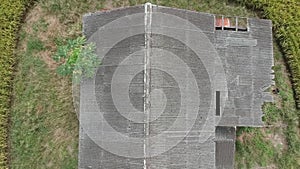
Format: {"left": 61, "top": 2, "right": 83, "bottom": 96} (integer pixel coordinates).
{"left": 10, "top": 17, "right": 78, "bottom": 168}
{"left": 9, "top": 0, "right": 299, "bottom": 168}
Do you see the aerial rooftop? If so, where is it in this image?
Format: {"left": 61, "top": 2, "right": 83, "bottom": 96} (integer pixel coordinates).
{"left": 79, "top": 3, "right": 273, "bottom": 169}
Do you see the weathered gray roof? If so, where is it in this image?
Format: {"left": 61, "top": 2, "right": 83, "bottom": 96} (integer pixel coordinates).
{"left": 79, "top": 3, "right": 273, "bottom": 169}
{"left": 215, "top": 127, "right": 236, "bottom": 169}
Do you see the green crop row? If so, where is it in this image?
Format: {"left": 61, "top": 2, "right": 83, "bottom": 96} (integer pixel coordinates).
{"left": 0, "top": 0, "right": 32, "bottom": 168}
{"left": 237, "top": 0, "right": 300, "bottom": 106}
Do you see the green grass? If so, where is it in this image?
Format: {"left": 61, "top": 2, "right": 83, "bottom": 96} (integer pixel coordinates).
{"left": 9, "top": 0, "right": 300, "bottom": 169}
{"left": 26, "top": 37, "right": 45, "bottom": 53}
{"left": 10, "top": 53, "right": 78, "bottom": 168}
{"left": 236, "top": 128, "right": 276, "bottom": 168}
{"left": 265, "top": 44, "right": 300, "bottom": 168}
{"left": 10, "top": 6, "right": 78, "bottom": 168}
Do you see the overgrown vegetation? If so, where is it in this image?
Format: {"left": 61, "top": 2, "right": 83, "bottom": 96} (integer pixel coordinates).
{"left": 236, "top": 128, "right": 276, "bottom": 168}
{"left": 0, "top": 0, "right": 32, "bottom": 167}
{"left": 10, "top": 47, "right": 78, "bottom": 169}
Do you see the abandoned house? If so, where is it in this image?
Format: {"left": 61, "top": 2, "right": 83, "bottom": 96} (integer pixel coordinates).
{"left": 79, "top": 3, "right": 274, "bottom": 169}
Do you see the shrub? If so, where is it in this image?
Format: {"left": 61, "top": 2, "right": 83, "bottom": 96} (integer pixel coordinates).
{"left": 53, "top": 36, "right": 100, "bottom": 83}
{"left": 0, "top": 0, "right": 33, "bottom": 167}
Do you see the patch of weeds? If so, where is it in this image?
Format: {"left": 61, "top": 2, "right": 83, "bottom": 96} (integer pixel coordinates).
{"left": 262, "top": 103, "right": 281, "bottom": 124}
{"left": 26, "top": 36, "right": 45, "bottom": 54}
{"left": 236, "top": 127, "right": 255, "bottom": 136}
{"left": 53, "top": 36, "right": 66, "bottom": 46}
{"left": 112, "top": 0, "right": 129, "bottom": 7}
{"left": 32, "top": 18, "right": 49, "bottom": 33}
{"left": 253, "top": 134, "right": 275, "bottom": 166}
{"left": 235, "top": 129, "right": 276, "bottom": 168}
{"left": 40, "top": 0, "right": 106, "bottom": 24}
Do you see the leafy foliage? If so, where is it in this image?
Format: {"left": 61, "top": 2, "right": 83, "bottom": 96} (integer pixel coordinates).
{"left": 0, "top": 0, "right": 32, "bottom": 167}
{"left": 53, "top": 36, "right": 100, "bottom": 83}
